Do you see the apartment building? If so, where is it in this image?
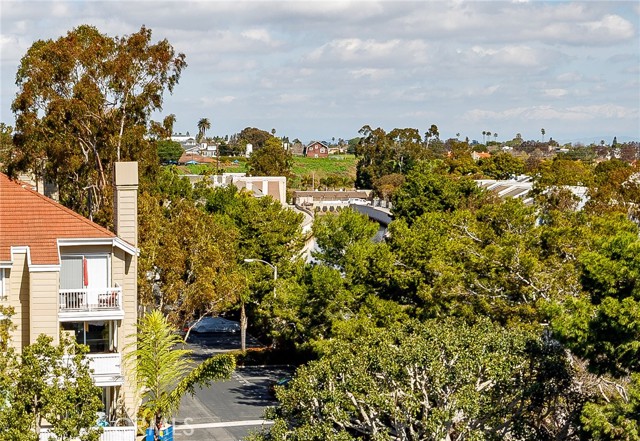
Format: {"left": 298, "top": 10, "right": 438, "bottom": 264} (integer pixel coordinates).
{"left": 0, "top": 163, "right": 139, "bottom": 437}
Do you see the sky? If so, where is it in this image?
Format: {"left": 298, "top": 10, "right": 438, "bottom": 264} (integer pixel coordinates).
{"left": 1, "top": 1, "right": 639, "bottom": 145}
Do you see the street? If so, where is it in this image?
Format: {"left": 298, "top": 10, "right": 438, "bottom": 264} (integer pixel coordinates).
{"left": 172, "top": 332, "right": 294, "bottom": 440}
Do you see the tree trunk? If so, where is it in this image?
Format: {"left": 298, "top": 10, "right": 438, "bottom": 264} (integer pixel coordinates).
{"left": 240, "top": 302, "right": 247, "bottom": 353}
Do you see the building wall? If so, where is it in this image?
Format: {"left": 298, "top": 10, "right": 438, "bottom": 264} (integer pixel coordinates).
{"left": 113, "top": 162, "right": 139, "bottom": 420}
{"left": 112, "top": 247, "right": 138, "bottom": 419}
{"left": 28, "top": 270, "right": 59, "bottom": 345}
{"left": 5, "top": 252, "right": 30, "bottom": 350}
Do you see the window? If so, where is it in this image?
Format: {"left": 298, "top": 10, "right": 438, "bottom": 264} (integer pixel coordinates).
{"left": 60, "top": 254, "right": 109, "bottom": 290}
{"left": 61, "top": 320, "right": 117, "bottom": 353}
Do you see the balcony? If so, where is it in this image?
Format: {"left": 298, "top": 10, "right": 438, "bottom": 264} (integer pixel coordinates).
{"left": 59, "top": 287, "right": 124, "bottom": 321}
{"left": 87, "top": 353, "right": 124, "bottom": 386}
{"left": 40, "top": 427, "right": 136, "bottom": 441}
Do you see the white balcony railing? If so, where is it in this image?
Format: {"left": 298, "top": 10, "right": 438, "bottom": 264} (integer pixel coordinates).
{"left": 59, "top": 287, "right": 122, "bottom": 313}
{"left": 40, "top": 427, "right": 136, "bottom": 441}
{"left": 87, "top": 353, "right": 122, "bottom": 377}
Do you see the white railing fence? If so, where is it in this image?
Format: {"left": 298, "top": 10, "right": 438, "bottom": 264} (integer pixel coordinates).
{"left": 39, "top": 427, "right": 135, "bottom": 441}
{"left": 87, "top": 353, "right": 122, "bottom": 377}
{"left": 59, "top": 287, "right": 122, "bottom": 311}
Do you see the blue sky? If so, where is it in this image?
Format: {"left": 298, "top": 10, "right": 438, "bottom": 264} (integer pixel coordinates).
{"left": 1, "top": 1, "right": 639, "bottom": 144}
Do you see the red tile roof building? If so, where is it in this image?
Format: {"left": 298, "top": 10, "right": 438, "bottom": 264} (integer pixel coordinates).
{"left": 0, "top": 173, "right": 123, "bottom": 265}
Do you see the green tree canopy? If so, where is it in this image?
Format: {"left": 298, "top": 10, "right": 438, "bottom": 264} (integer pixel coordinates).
{"left": 0, "top": 334, "right": 103, "bottom": 441}
{"left": 478, "top": 152, "right": 526, "bottom": 179}
{"left": 253, "top": 318, "right": 583, "bottom": 441}
{"left": 156, "top": 140, "right": 183, "bottom": 163}
{"left": 8, "top": 25, "right": 186, "bottom": 224}
{"left": 247, "top": 137, "right": 293, "bottom": 177}
{"left": 392, "top": 160, "right": 491, "bottom": 224}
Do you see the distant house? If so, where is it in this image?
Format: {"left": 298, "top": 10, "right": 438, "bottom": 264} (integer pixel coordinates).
{"left": 171, "top": 134, "right": 197, "bottom": 147}
{"left": 178, "top": 152, "right": 214, "bottom": 165}
{"left": 472, "top": 151, "right": 491, "bottom": 161}
{"left": 293, "top": 190, "right": 372, "bottom": 212}
{"left": 199, "top": 143, "right": 218, "bottom": 158}
{"left": 183, "top": 173, "right": 287, "bottom": 206}
{"left": 305, "top": 141, "right": 329, "bottom": 158}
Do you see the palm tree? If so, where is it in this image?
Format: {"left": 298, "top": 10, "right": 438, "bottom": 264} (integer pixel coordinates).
{"left": 197, "top": 118, "right": 211, "bottom": 141}
{"left": 541, "top": 128, "right": 546, "bottom": 142}
{"left": 482, "top": 131, "right": 486, "bottom": 144}
{"left": 486, "top": 131, "right": 492, "bottom": 144}
{"left": 494, "top": 133, "right": 498, "bottom": 143}
{"left": 126, "top": 311, "right": 234, "bottom": 438}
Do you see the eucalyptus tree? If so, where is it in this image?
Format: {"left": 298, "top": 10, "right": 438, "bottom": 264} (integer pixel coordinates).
{"left": 9, "top": 25, "right": 186, "bottom": 222}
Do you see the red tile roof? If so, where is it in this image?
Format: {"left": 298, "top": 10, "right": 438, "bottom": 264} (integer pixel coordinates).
{"left": 0, "top": 173, "right": 116, "bottom": 265}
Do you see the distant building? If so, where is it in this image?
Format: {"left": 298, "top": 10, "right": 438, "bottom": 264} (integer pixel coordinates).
{"left": 199, "top": 143, "right": 218, "bottom": 158}
{"left": 305, "top": 141, "right": 329, "bottom": 158}
{"left": 184, "top": 173, "right": 287, "bottom": 206}
{"left": 171, "top": 134, "right": 197, "bottom": 147}
{"left": 177, "top": 152, "right": 214, "bottom": 165}
{"left": 472, "top": 151, "right": 491, "bottom": 161}
{"left": 292, "top": 190, "right": 372, "bottom": 212}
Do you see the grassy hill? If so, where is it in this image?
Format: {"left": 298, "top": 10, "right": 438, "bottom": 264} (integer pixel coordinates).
{"left": 179, "top": 155, "right": 358, "bottom": 189}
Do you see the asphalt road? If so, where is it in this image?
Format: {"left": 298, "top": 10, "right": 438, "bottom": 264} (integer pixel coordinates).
{"left": 172, "top": 332, "right": 295, "bottom": 441}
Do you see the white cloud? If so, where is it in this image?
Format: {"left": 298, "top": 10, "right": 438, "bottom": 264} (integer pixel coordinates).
{"left": 0, "top": 0, "right": 638, "bottom": 140}
{"left": 543, "top": 89, "right": 569, "bottom": 98}
{"left": 348, "top": 68, "right": 394, "bottom": 80}
{"left": 305, "top": 38, "right": 430, "bottom": 66}
{"left": 465, "top": 104, "right": 638, "bottom": 123}
{"left": 464, "top": 45, "right": 548, "bottom": 68}
{"left": 556, "top": 72, "right": 583, "bottom": 82}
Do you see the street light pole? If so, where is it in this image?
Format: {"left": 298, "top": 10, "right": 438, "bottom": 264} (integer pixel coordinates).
{"left": 243, "top": 258, "right": 277, "bottom": 298}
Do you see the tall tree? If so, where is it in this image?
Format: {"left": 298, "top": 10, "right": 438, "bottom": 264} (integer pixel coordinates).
{"left": 425, "top": 123, "right": 439, "bottom": 148}
{"left": 9, "top": 25, "right": 186, "bottom": 223}
{"left": 541, "top": 128, "right": 546, "bottom": 142}
{"left": 246, "top": 137, "right": 293, "bottom": 177}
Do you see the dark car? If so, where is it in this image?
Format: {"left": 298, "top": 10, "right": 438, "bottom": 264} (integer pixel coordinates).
{"left": 183, "top": 316, "right": 240, "bottom": 334}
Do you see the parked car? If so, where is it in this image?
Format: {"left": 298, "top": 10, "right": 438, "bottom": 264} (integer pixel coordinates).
{"left": 183, "top": 316, "right": 240, "bottom": 334}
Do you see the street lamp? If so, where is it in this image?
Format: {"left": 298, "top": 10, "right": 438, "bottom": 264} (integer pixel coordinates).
{"left": 243, "top": 259, "right": 278, "bottom": 298}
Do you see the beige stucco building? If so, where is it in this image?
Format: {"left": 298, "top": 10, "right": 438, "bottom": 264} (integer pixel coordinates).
{"left": 0, "top": 163, "right": 139, "bottom": 436}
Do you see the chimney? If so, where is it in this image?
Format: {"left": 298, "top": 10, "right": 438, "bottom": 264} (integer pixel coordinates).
{"left": 113, "top": 162, "right": 138, "bottom": 246}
